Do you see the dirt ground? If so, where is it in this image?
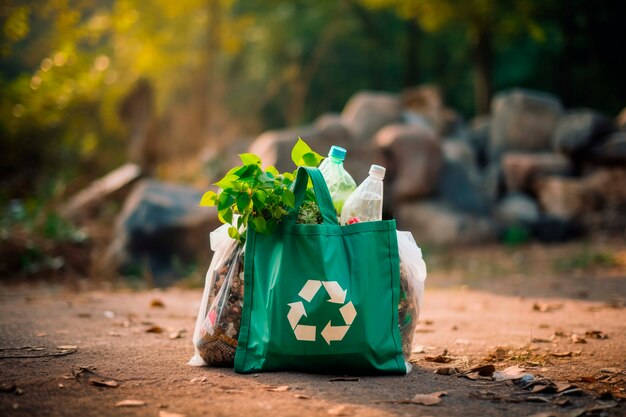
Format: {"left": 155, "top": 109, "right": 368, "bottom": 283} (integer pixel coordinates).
{"left": 1, "top": 242, "right": 625, "bottom": 417}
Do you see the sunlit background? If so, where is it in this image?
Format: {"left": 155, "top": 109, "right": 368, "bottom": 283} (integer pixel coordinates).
{"left": 1, "top": 0, "right": 625, "bottom": 288}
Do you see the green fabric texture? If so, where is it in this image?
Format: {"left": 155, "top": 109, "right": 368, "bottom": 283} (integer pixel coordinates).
{"left": 234, "top": 166, "right": 405, "bottom": 375}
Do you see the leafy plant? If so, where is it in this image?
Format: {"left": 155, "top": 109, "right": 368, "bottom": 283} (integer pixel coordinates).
{"left": 199, "top": 138, "right": 324, "bottom": 244}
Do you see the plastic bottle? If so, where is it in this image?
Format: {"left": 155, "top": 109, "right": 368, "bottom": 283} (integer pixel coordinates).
{"left": 318, "top": 146, "right": 357, "bottom": 214}
{"left": 340, "top": 165, "right": 385, "bottom": 225}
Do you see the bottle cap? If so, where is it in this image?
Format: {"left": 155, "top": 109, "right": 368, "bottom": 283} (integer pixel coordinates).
{"left": 369, "top": 164, "right": 386, "bottom": 179}
{"left": 328, "top": 146, "right": 347, "bottom": 161}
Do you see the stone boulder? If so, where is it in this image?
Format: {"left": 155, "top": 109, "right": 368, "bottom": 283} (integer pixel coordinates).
{"left": 553, "top": 109, "right": 616, "bottom": 158}
{"left": 467, "top": 115, "right": 491, "bottom": 168}
{"left": 106, "top": 180, "right": 219, "bottom": 286}
{"left": 490, "top": 88, "right": 563, "bottom": 161}
{"left": 374, "top": 124, "right": 442, "bottom": 204}
{"left": 502, "top": 152, "right": 573, "bottom": 194}
{"left": 248, "top": 121, "right": 372, "bottom": 180}
{"left": 397, "top": 202, "right": 497, "bottom": 246}
{"left": 495, "top": 193, "right": 540, "bottom": 225}
{"left": 590, "top": 132, "right": 626, "bottom": 164}
{"left": 535, "top": 169, "right": 626, "bottom": 227}
{"left": 341, "top": 91, "right": 401, "bottom": 142}
{"left": 437, "top": 146, "right": 490, "bottom": 216}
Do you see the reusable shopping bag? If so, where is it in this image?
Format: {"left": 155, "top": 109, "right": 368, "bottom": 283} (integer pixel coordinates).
{"left": 234, "top": 166, "right": 406, "bottom": 374}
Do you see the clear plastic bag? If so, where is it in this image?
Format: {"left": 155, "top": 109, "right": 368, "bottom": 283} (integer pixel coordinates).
{"left": 397, "top": 230, "right": 427, "bottom": 359}
{"left": 189, "top": 225, "right": 244, "bottom": 367}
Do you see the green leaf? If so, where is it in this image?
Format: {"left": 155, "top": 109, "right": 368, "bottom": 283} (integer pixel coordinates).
{"left": 282, "top": 190, "right": 295, "bottom": 208}
{"left": 214, "top": 175, "right": 237, "bottom": 190}
{"left": 199, "top": 191, "right": 218, "bottom": 207}
{"left": 218, "top": 208, "right": 233, "bottom": 224}
{"left": 217, "top": 192, "right": 234, "bottom": 211}
{"left": 252, "top": 216, "right": 266, "bottom": 233}
{"left": 266, "top": 166, "right": 280, "bottom": 177}
{"left": 252, "top": 190, "right": 267, "bottom": 210}
{"left": 236, "top": 192, "right": 251, "bottom": 212}
{"left": 227, "top": 226, "right": 240, "bottom": 240}
{"left": 239, "top": 153, "right": 262, "bottom": 166}
{"left": 291, "top": 137, "right": 312, "bottom": 166}
{"left": 302, "top": 151, "right": 324, "bottom": 167}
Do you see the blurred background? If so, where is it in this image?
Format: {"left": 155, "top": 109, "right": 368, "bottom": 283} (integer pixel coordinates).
{"left": 1, "top": 0, "right": 625, "bottom": 291}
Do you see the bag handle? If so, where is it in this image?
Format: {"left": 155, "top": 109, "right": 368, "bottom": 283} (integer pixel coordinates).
{"left": 289, "top": 166, "right": 339, "bottom": 225}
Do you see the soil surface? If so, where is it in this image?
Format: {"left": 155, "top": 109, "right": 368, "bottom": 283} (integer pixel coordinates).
{"left": 1, "top": 242, "right": 625, "bottom": 417}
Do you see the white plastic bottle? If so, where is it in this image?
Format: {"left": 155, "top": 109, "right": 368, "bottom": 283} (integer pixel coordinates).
{"left": 340, "top": 165, "right": 385, "bottom": 224}
{"left": 318, "top": 146, "right": 357, "bottom": 214}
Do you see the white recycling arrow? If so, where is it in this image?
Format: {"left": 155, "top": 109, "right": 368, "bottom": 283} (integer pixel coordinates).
{"left": 321, "top": 321, "right": 350, "bottom": 345}
{"left": 339, "top": 301, "right": 356, "bottom": 325}
{"left": 294, "top": 324, "right": 316, "bottom": 341}
{"left": 298, "top": 280, "right": 322, "bottom": 302}
{"left": 287, "top": 301, "right": 306, "bottom": 330}
{"left": 322, "top": 281, "right": 347, "bottom": 304}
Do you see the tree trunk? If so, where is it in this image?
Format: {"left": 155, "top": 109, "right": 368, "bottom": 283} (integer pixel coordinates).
{"left": 404, "top": 20, "right": 420, "bottom": 87}
{"left": 473, "top": 30, "right": 492, "bottom": 115}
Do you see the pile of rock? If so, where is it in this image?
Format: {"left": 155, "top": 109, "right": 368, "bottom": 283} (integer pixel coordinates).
{"left": 247, "top": 86, "right": 626, "bottom": 245}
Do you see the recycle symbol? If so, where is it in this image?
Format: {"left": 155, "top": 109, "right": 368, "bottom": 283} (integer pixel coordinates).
{"left": 287, "top": 280, "right": 357, "bottom": 345}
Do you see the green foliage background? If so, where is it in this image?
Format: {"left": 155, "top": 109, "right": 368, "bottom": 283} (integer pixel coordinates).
{"left": 1, "top": 0, "right": 625, "bottom": 201}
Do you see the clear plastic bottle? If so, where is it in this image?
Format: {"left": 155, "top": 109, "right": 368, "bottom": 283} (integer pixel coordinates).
{"left": 318, "top": 146, "right": 357, "bottom": 214}
{"left": 340, "top": 165, "right": 385, "bottom": 224}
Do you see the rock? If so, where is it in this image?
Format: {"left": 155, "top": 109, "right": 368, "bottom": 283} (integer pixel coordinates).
{"left": 442, "top": 140, "right": 477, "bottom": 169}
{"left": 402, "top": 84, "right": 443, "bottom": 131}
{"left": 467, "top": 115, "right": 491, "bottom": 168}
{"left": 490, "top": 88, "right": 563, "bottom": 161}
{"left": 535, "top": 176, "right": 588, "bottom": 220}
{"left": 249, "top": 122, "right": 367, "bottom": 179}
{"left": 106, "top": 180, "right": 219, "bottom": 285}
{"left": 535, "top": 169, "right": 626, "bottom": 227}
{"left": 528, "top": 216, "right": 584, "bottom": 243}
{"left": 61, "top": 163, "right": 142, "bottom": 220}
{"left": 502, "top": 152, "right": 573, "bottom": 193}
{"left": 437, "top": 157, "right": 490, "bottom": 216}
{"left": 590, "top": 132, "right": 626, "bottom": 164}
{"left": 313, "top": 113, "right": 343, "bottom": 131}
{"left": 341, "top": 91, "right": 401, "bottom": 142}
{"left": 374, "top": 124, "right": 442, "bottom": 203}
{"left": 553, "top": 109, "right": 616, "bottom": 157}
{"left": 495, "top": 193, "right": 540, "bottom": 225}
{"left": 397, "top": 202, "right": 497, "bottom": 246}
{"left": 483, "top": 163, "right": 506, "bottom": 203}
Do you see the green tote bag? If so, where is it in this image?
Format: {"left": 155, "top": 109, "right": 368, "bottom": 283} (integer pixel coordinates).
{"left": 234, "top": 166, "right": 406, "bottom": 375}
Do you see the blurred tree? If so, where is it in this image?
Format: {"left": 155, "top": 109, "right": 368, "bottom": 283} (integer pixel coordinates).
{"left": 361, "top": 0, "right": 548, "bottom": 114}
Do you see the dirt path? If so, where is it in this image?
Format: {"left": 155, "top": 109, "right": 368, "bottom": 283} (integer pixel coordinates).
{"left": 0, "top": 274, "right": 624, "bottom": 417}
{"left": 1, "top": 240, "right": 625, "bottom": 417}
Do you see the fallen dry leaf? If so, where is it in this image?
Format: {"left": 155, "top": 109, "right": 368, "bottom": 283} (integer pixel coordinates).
{"left": 577, "top": 376, "right": 596, "bottom": 383}
{"left": 550, "top": 351, "right": 573, "bottom": 358}
{"left": 585, "top": 330, "right": 608, "bottom": 339}
{"left": 327, "top": 405, "right": 351, "bottom": 416}
{"left": 466, "top": 364, "right": 496, "bottom": 377}
{"left": 570, "top": 334, "right": 586, "bottom": 344}
{"left": 189, "top": 376, "right": 208, "bottom": 383}
{"left": 532, "top": 302, "right": 563, "bottom": 313}
{"left": 57, "top": 345, "right": 77, "bottom": 350}
{"left": 145, "top": 326, "right": 164, "bottom": 334}
{"left": 531, "top": 337, "right": 552, "bottom": 343}
{"left": 294, "top": 394, "right": 310, "bottom": 399}
{"left": 151, "top": 299, "right": 165, "bottom": 308}
{"left": 435, "top": 367, "right": 458, "bottom": 375}
{"left": 555, "top": 382, "right": 574, "bottom": 393}
{"left": 266, "top": 385, "right": 290, "bottom": 392}
{"left": 90, "top": 379, "right": 119, "bottom": 388}
{"left": 159, "top": 411, "right": 186, "bottom": 417}
{"left": 410, "top": 391, "right": 447, "bottom": 406}
{"left": 493, "top": 365, "right": 527, "bottom": 382}
{"left": 425, "top": 349, "right": 452, "bottom": 363}
{"left": 531, "top": 384, "right": 555, "bottom": 394}
{"left": 115, "top": 400, "right": 146, "bottom": 407}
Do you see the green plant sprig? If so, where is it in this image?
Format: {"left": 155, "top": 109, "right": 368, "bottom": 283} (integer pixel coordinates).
{"left": 199, "top": 138, "right": 324, "bottom": 244}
